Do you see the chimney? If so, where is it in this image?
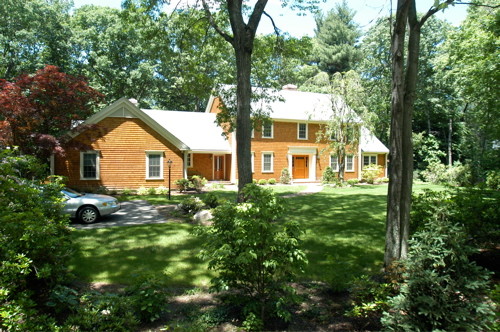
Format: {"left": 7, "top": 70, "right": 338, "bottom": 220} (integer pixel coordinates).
{"left": 282, "top": 84, "right": 297, "bottom": 91}
{"left": 128, "top": 98, "right": 139, "bottom": 106}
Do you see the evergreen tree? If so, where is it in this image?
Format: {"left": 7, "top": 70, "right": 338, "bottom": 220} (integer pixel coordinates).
{"left": 311, "top": 0, "right": 361, "bottom": 75}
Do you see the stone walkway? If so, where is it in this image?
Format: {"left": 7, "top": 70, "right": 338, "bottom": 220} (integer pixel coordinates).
{"left": 282, "top": 182, "right": 323, "bottom": 198}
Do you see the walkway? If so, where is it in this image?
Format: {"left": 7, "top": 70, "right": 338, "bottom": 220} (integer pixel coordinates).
{"left": 283, "top": 182, "right": 323, "bottom": 198}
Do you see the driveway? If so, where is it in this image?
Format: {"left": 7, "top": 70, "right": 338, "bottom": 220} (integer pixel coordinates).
{"left": 72, "top": 200, "right": 167, "bottom": 229}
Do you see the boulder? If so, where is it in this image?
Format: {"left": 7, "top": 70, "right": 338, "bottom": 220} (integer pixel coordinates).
{"left": 193, "top": 209, "right": 213, "bottom": 226}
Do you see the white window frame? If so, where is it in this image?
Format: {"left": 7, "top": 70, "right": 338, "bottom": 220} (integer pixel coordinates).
{"left": 363, "top": 154, "right": 377, "bottom": 168}
{"left": 330, "top": 155, "right": 339, "bottom": 172}
{"left": 251, "top": 152, "right": 255, "bottom": 173}
{"left": 262, "top": 152, "right": 274, "bottom": 173}
{"left": 297, "top": 122, "right": 308, "bottom": 140}
{"left": 80, "top": 151, "right": 100, "bottom": 180}
{"left": 146, "top": 151, "right": 164, "bottom": 180}
{"left": 251, "top": 128, "right": 254, "bottom": 138}
{"left": 187, "top": 153, "right": 193, "bottom": 168}
{"left": 346, "top": 155, "right": 355, "bottom": 172}
{"left": 262, "top": 122, "right": 273, "bottom": 139}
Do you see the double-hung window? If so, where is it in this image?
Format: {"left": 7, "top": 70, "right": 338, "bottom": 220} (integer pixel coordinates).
{"left": 146, "top": 151, "right": 163, "bottom": 179}
{"left": 262, "top": 152, "right": 274, "bottom": 173}
{"left": 187, "top": 153, "right": 193, "bottom": 168}
{"left": 251, "top": 152, "right": 255, "bottom": 173}
{"left": 262, "top": 122, "right": 273, "bottom": 138}
{"left": 346, "top": 155, "right": 354, "bottom": 172}
{"left": 363, "top": 155, "right": 377, "bottom": 168}
{"left": 80, "top": 151, "right": 99, "bottom": 180}
{"left": 298, "top": 123, "right": 308, "bottom": 140}
{"left": 330, "top": 155, "right": 339, "bottom": 172}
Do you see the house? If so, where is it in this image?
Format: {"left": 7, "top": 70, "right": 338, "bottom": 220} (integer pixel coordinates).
{"left": 53, "top": 87, "right": 388, "bottom": 191}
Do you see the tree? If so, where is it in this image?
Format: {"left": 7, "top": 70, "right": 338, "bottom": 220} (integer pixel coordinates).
{"left": 311, "top": 0, "right": 361, "bottom": 75}
{"left": 440, "top": 0, "right": 500, "bottom": 180}
{"left": 0, "top": 65, "right": 103, "bottom": 162}
{"left": 0, "top": 0, "right": 73, "bottom": 79}
{"left": 302, "top": 70, "right": 370, "bottom": 181}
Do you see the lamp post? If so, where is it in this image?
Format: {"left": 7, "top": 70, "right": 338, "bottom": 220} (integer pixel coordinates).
{"left": 167, "top": 159, "right": 172, "bottom": 200}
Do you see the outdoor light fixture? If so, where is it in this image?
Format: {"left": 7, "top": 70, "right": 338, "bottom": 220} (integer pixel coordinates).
{"left": 167, "top": 159, "right": 173, "bottom": 200}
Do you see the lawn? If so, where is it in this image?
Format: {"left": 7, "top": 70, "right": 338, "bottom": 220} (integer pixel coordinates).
{"left": 69, "top": 183, "right": 440, "bottom": 288}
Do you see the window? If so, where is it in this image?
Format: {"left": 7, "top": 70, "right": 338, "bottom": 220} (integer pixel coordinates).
{"left": 330, "top": 155, "right": 339, "bottom": 172}
{"left": 80, "top": 151, "right": 99, "bottom": 180}
{"left": 251, "top": 152, "right": 255, "bottom": 173}
{"left": 146, "top": 151, "right": 163, "bottom": 179}
{"left": 363, "top": 155, "right": 377, "bottom": 167}
{"left": 298, "top": 123, "right": 308, "bottom": 140}
{"left": 262, "top": 122, "right": 273, "bottom": 138}
{"left": 262, "top": 152, "right": 274, "bottom": 172}
{"left": 346, "top": 155, "right": 354, "bottom": 172}
{"left": 187, "top": 153, "right": 193, "bottom": 168}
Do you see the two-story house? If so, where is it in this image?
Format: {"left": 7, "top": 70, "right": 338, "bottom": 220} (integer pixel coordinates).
{"left": 53, "top": 87, "right": 388, "bottom": 191}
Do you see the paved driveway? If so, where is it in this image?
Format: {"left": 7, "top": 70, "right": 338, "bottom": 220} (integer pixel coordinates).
{"left": 72, "top": 200, "right": 167, "bottom": 229}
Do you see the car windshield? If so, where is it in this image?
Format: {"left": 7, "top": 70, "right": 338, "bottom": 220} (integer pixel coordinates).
{"left": 62, "top": 188, "right": 84, "bottom": 198}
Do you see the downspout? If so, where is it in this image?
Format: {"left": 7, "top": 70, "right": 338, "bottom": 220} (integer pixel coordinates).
{"left": 183, "top": 151, "right": 188, "bottom": 179}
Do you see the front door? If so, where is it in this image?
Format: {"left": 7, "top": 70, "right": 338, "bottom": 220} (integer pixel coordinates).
{"left": 293, "top": 155, "right": 309, "bottom": 179}
{"left": 214, "top": 155, "right": 224, "bottom": 180}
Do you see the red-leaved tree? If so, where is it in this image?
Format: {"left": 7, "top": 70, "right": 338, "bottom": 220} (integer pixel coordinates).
{"left": 0, "top": 65, "right": 103, "bottom": 161}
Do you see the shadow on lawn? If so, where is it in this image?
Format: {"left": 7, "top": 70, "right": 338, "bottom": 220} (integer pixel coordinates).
{"left": 286, "top": 189, "right": 387, "bottom": 289}
{"left": 71, "top": 223, "right": 213, "bottom": 286}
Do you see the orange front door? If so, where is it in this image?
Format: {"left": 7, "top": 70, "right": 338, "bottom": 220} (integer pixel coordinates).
{"left": 293, "top": 155, "right": 309, "bottom": 179}
{"left": 214, "top": 155, "right": 224, "bottom": 180}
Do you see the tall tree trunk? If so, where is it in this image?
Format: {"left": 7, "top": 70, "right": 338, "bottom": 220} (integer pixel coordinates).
{"left": 385, "top": 0, "right": 410, "bottom": 267}
{"left": 448, "top": 118, "right": 453, "bottom": 166}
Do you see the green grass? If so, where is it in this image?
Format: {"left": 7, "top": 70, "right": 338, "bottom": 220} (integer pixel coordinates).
{"left": 69, "top": 183, "right": 442, "bottom": 288}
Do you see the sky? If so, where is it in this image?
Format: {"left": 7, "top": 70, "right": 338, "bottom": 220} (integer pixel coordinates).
{"left": 72, "top": 0, "right": 469, "bottom": 37}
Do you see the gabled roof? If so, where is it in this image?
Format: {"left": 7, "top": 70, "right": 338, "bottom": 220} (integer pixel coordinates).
{"left": 360, "top": 127, "right": 389, "bottom": 153}
{"left": 72, "top": 97, "right": 230, "bottom": 153}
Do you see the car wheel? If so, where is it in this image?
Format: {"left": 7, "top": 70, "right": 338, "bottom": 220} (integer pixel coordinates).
{"left": 78, "top": 206, "right": 99, "bottom": 224}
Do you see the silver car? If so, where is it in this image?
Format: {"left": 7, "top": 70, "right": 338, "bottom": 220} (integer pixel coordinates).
{"left": 62, "top": 188, "right": 120, "bottom": 223}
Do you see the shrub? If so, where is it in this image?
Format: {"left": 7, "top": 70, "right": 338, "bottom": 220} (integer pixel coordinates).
{"left": 361, "top": 164, "right": 382, "bottom": 184}
{"left": 258, "top": 179, "right": 267, "bottom": 185}
{"left": 202, "top": 192, "right": 220, "bottom": 209}
{"left": 347, "top": 275, "right": 396, "bottom": 319}
{"left": 156, "top": 186, "right": 169, "bottom": 195}
{"left": 280, "top": 167, "right": 291, "bottom": 184}
{"left": 125, "top": 272, "right": 170, "bottom": 323}
{"left": 178, "top": 196, "right": 204, "bottom": 215}
{"left": 137, "top": 186, "right": 149, "bottom": 195}
{"left": 486, "top": 170, "right": 500, "bottom": 190}
{"left": 175, "top": 178, "right": 192, "bottom": 193}
{"left": 252, "top": 178, "right": 257, "bottom": 184}
{"left": 147, "top": 187, "right": 157, "bottom": 195}
{"left": 322, "top": 166, "right": 337, "bottom": 184}
{"left": 191, "top": 175, "right": 207, "bottom": 193}
{"left": 382, "top": 217, "right": 496, "bottom": 331}
{"left": 346, "top": 178, "right": 359, "bottom": 186}
{"left": 268, "top": 178, "right": 276, "bottom": 185}
{"left": 121, "top": 188, "right": 133, "bottom": 195}
{"left": 195, "top": 184, "right": 308, "bottom": 327}
{"left": 421, "top": 161, "right": 473, "bottom": 186}
{"left": 0, "top": 149, "right": 74, "bottom": 331}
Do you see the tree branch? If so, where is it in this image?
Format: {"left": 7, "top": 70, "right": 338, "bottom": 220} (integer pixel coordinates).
{"left": 262, "top": 10, "right": 281, "bottom": 36}
{"left": 201, "top": 0, "right": 233, "bottom": 44}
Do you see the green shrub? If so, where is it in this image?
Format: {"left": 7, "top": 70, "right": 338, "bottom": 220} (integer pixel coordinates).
{"left": 258, "top": 179, "right": 267, "bottom": 185}
{"left": 346, "top": 178, "right": 359, "bottom": 186}
{"left": 382, "top": 217, "right": 496, "bottom": 331}
{"left": 191, "top": 175, "right": 207, "bottom": 193}
{"left": 252, "top": 178, "right": 257, "bottom": 184}
{"left": 64, "top": 291, "right": 138, "bottom": 331}
{"left": 0, "top": 149, "right": 74, "bottom": 331}
{"left": 361, "top": 164, "right": 382, "bottom": 184}
{"left": 195, "top": 184, "right": 307, "bottom": 327}
{"left": 202, "top": 192, "right": 220, "bottom": 209}
{"left": 347, "top": 275, "right": 395, "bottom": 319}
{"left": 137, "top": 186, "right": 149, "bottom": 195}
{"left": 175, "top": 178, "right": 192, "bottom": 193}
{"left": 322, "top": 166, "right": 337, "bottom": 184}
{"left": 121, "top": 188, "right": 133, "bottom": 195}
{"left": 179, "top": 196, "right": 204, "bottom": 215}
{"left": 125, "top": 272, "right": 170, "bottom": 323}
{"left": 421, "top": 161, "right": 473, "bottom": 186}
{"left": 280, "top": 168, "right": 291, "bottom": 184}
{"left": 268, "top": 178, "right": 276, "bottom": 185}
{"left": 156, "top": 186, "right": 169, "bottom": 195}
{"left": 486, "top": 170, "right": 500, "bottom": 190}
{"left": 147, "top": 187, "right": 157, "bottom": 195}
{"left": 411, "top": 188, "right": 500, "bottom": 247}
